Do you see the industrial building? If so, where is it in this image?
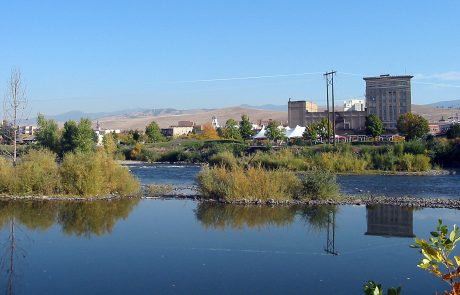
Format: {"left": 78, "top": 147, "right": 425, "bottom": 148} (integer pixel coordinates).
{"left": 364, "top": 74, "right": 413, "bottom": 130}
{"left": 288, "top": 74, "right": 413, "bottom": 133}
{"left": 288, "top": 100, "right": 366, "bottom": 132}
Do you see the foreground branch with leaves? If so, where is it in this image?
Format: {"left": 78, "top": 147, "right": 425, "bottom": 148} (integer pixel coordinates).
{"left": 411, "top": 219, "right": 460, "bottom": 295}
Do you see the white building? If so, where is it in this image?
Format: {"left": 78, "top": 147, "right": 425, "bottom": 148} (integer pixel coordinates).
{"left": 95, "top": 129, "right": 121, "bottom": 146}
{"left": 344, "top": 99, "right": 365, "bottom": 112}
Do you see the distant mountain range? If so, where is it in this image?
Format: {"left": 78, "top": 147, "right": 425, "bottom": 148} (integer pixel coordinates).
{"left": 240, "top": 104, "right": 287, "bottom": 112}
{"left": 41, "top": 108, "right": 210, "bottom": 123}
{"left": 427, "top": 99, "right": 460, "bottom": 109}
{"left": 32, "top": 99, "right": 460, "bottom": 126}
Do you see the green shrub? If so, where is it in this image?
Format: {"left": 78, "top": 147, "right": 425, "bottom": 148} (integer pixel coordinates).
{"left": 411, "top": 154, "right": 431, "bottom": 171}
{"left": 0, "top": 157, "right": 14, "bottom": 194}
{"left": 397, "top": 153, "right": 431, "bottom": 172}
{"left": 398, "top": 153, "right": 414, "bottom": 171}
{"left": 298, "top": 170, "right": 340, "bottom": 200}
{"left": 14, "top": 149, "right": 60, "bottom": 195}
{"left": 251, "top": 149, "right": 311, "bottom": 171}
{"left": 319, "top": 152, "right": 368, "bottom": 172}
{"left": 60, "top": 151, "right": 140, "bottom": 196}
{"left": 404, "top": 140, "right": 426, "bottom": 155}
{"left": 197, "top": 165, "right": 302, "bottom": 201}
{"left": 393, "top": 143, "right": 404, "bottom": 156}
{"left": 372, "top": 153, "right": 396, "bottom": 171}
{"left": 209, "top": 151, "right": 239, "bottom": 169}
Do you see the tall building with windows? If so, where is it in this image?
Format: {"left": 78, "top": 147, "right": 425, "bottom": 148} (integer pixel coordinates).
{"left": 364, "top": 75, "right": 413, "bottom": 130}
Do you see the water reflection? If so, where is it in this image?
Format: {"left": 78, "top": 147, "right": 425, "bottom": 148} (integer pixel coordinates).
{"left": 365, "top": 205, "right": 415, "bottom": 238}
{"left": 0, "top": 199, "right": 140, "bottom": 237}
{"left": 196, "top": 203, "right": 338, "bottom": 230}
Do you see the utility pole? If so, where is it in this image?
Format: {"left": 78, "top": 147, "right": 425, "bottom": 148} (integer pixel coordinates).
{"left": 325, "top": 74, "right": 330, "bottom": 144}
{"left": 324, "top": 71, "right": 336, "bottom": 145}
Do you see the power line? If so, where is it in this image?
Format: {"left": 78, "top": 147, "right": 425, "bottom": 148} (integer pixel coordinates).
{"left": 171, "top": 72, "right": 324, "bottom": 83}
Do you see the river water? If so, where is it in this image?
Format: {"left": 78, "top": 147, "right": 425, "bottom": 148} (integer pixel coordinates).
{"left": 0, "top": 164, "right": 459, "bottom": 294}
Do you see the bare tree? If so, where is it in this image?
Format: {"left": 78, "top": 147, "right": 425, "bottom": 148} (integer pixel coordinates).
{"left": 3, "top": 68, "right": 27, "bottom": 166}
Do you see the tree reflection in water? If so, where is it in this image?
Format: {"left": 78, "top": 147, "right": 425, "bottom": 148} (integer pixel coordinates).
{"left": 195, "top": 202, "right": 338, "bottom": 232}
{"left": 0, "top": 199, "right": 139, "bottom": 294}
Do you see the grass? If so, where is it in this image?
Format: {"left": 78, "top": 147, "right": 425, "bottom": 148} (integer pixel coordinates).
{"left": 145, "top": 184, "right": 173, "bottom": 197}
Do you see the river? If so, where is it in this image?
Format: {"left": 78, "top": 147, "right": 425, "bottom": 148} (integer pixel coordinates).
{"left": 0, "top": 164, "right": 459, "bottom": 294}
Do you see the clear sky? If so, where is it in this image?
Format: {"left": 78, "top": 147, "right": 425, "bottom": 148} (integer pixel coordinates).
{"left": 1, "top": 0, "right": 459, "bottom": 115}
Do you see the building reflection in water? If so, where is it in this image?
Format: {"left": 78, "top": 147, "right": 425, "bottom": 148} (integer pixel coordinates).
{"left": 365, "top": 205, "right": 415, "bottom": 238}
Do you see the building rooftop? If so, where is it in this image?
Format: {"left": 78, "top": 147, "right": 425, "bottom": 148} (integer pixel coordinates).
{"left": 363, "top": 74, "right": 414, "bottom": 80}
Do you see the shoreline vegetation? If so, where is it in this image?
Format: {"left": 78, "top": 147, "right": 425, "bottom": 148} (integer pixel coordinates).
{"left": 119, "top": 136, "right": 460, "bottom": 174}
{"left": 0, "top": 149, "right": 140, "bottom": 198}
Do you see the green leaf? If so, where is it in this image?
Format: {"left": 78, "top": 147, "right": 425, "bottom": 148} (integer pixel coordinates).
{"left": 455, "top": 256, "right": 460, "bottom": 266}
{"left": 431, "top": 231, "right": 439, "bottom": 237}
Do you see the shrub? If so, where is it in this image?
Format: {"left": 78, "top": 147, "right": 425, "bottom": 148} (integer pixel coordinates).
{"left": 398, "top": 153, "right": 414, "bottom": 171}
{"left": 397, "top": 153, "right": 431, "bottom": 172}
{"left": 197, "top": 165, "right": 302, "bottom": 201}
{"left": 14, "top": 149, "right": 60, "bottom": 195}
{"left": 403, "top": 140, "right": 426, "bottom": 155}
{"left": 251, "top": 149, "right": 310, "bottom": 171}
{"left": 60, "top": 151, "right": 140, "bottom": 196}
{"left": 298, "top": 170, "right": 339, "bottom": 200}
{"left": 319, "top": 152, "right": 368, "bottom": 172}
{"left": 411, "top": 154, "right": 431, "bottom": 172}
{"left": 208, "top": 151, "right": 239, "bottom": 169}
{"left": 0, "top": 157, "right": 14, "bottom": 194}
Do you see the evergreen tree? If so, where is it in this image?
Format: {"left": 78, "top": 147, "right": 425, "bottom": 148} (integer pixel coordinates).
{"left": 239, "top": 114, "right": 253, "bottom": 140}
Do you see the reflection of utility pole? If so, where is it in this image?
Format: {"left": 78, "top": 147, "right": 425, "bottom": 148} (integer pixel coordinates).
{"left": 324, "top": 211, "right": 338, "bottom": 255}
{"left": 324, "top": 71, "right": 337, "bottom": 145}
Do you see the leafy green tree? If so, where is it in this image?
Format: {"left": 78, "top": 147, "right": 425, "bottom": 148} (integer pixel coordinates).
{"left": 397, "top": 113, "right": 429, "bottom": 141}
{"left": 265, "top": 120, "right": 286, "bottom": 142}
{"left": 447, "top": 124, "right": 460, "bottom": 139}
{"left": 145, "top": 121, "right": 164, "bottom": 142}
{"left": 365, "top": 114, "right": 384, "bottom": 139}
{"left": 222, "top": 119, "right": 241, "bottom": 140}
{"left": 239, "top": 114, "right": 253, "bottom": 140}
{"left": 35, "top": 113, "right": 61, "bottom": 153}
{"left": 316, "top": 118, "right": 333, "bottom": 142}
{"left": 61, "top": 120, "right": 79, "bottom": 154}
{"left": 75, "top": 118, "right": 95, "bottom": 153}
{"left": 60, "top": 118, "right": 95, "bottom": 155}
{"left": 302, "top": 123, "right": 318, "bottom": 145}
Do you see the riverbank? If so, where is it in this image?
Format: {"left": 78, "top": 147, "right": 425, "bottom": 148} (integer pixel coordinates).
{"left": 0, "top": 194, "right": 139, "bottom": 201}
{"left": 139, "top": 185, "right": 460, "bottom": 209}
{"left": 3, "top": 186, "right": 460, "bottom": 209}
{"left": 119, "top": 160, "right": 454, "bottom": 176}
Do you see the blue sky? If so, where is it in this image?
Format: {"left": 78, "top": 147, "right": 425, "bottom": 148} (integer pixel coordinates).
{"left": 1, "top": 0, "right": 459, "bottom": 115}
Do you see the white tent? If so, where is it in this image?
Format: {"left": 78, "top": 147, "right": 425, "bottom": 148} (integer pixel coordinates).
{"left": 286, "top": 125, "right": 305, "bottom": 138}
{"left": 253, "top": 126, "right": 267, "bottom": 139}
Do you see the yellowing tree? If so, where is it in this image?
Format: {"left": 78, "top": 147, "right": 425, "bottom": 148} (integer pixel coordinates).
{"left": 201, "top": 123, "right": 219, "bottom": 140}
